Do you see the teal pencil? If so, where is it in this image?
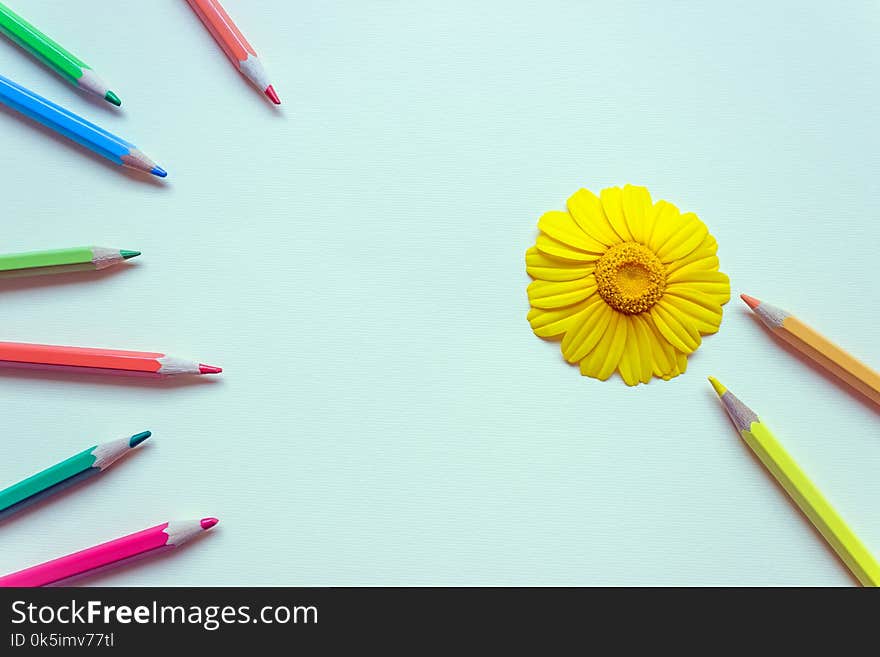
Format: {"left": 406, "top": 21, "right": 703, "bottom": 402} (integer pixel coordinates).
{"left": 0, "top": 431, "right": 150, "bottom": 520}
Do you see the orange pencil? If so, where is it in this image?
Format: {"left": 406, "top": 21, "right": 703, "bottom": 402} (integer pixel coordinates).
{"left": 0, "top": 341, "right": 222, "bottom": 377}
{"left": 741, "top": 294, "right": 880, "bottom": 407}
{"left": 186, "top": 0, "right": 280, "bottom": 104}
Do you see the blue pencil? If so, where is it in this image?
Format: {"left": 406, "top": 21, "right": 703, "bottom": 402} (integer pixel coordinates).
{"left": 0, "top": 74, "right": 166, "bottom": 177}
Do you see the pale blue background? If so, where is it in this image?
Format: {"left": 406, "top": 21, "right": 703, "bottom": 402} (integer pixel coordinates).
{"left": 0, "top": 1, "right": 878, "bottom": 585}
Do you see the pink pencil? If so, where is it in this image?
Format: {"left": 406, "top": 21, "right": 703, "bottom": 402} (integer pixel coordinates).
{"left": 0, "top": 518, "right": 218, "bottom": 587}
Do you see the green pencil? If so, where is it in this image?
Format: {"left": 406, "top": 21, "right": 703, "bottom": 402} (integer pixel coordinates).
{"left": 0, "top": 431, "right": 151, "bottom": 520}
{"left": 0, "top": 2, "right": 120, "bottom": 106}
{"left": 0, "top": 246, "right": 141, "bottom": 280}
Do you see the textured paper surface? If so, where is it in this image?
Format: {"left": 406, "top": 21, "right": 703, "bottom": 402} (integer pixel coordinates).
{"left": 0, "top": 0, "right": 878, "bottom": 586}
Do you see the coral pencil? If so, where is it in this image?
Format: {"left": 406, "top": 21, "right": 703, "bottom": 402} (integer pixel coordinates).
{"left": 0, "top": 431, "right": 151, "bottom": 520}
{"left": 0, "top": 518, "right": 218, "bottom": 587}
{"left": 0, "top": 1, "right": 120, "bottom": 105}
{"left": 0, "top": 341, "right": 221, "bottom": 377}
{"left": 0, "top": 246, "right": 140, "bottom": 280}
{"left": 0, "top": 74, "right": 165, "bottom": 177}
{"left": 741, "top": 294, "right": 880, "bottom": 408}
{"left": 186, "top": 0, "right": 280, "bottom": 104}
{"left": 709, "top": 377, "right": 880, "bottom": 587}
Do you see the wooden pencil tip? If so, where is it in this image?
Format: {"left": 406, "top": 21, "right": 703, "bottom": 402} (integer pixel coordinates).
{"left": 740, "top": 294, "right": 761, "bottom": 310}
{"left": 708, "top": 376, "right": 727, "bottom": 398}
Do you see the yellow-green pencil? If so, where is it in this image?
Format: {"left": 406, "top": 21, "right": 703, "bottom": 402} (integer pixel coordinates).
{"left": 709, "top": 376, "right": 880, "bottom": 586}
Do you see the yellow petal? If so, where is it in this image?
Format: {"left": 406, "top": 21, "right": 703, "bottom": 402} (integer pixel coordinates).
{"left": 621, "top": 185, "right": 652, "bottom": 245}
{"left": 666, "top": 234, "right": 718, "bottom": 272}
{"left": 666, "top": 281, "right": 728, "bottom": 309}
{"left": 659, "top": 348, "right": 687, "bottom": 380}
{"left": 655, "top": 213, "right": 709, "bottom": 263}
{"left": 596, "top": 312, "right": 628, "bottom": 380}
{"left": 667, "top": 265, "right": 728, "bottom": 285}
{"left": 666, "top": 272, "right": 730, "bottom": 306}
{"left": 644, "top": 317, "right": 673, "bottom": 376}
{"left": 526, "top": 247, "right": 595, "bottom": 282}
{"left": 666, "top": 279, "right": 730, "bottom": 305}
{"left": 650, "top": 302, "right": 701, "bottom": 353}
{"left": 527, "top": 276, "right": 597, "bottom": 309}
{"left": 578, "top": 339, "right": 606, "bottom": 378}
{"left": 667, "top": 258, "right": 721, "bottom": 284}
{"left": 646, "top": 200, "right": 682, "bottom": 252}
{"left": 561, "top": 299, "right": 613, "bottom": 363}
{"left": 528, "top": 299, "right": 594, "bottom": 339}
{"left": 629, "top": 315, "right": 655, "bottom": 383}
{"left": 537, "top": 211, "right": 606, "bottom": 253}
{"left": 600, "top": 186, "right": 633, "bottom": 242}
{"left": 566, "top": 188, "right": 622, "bottom": 246}
{"left": 675, "top": 350, "right": 688, "bottom": 374}
{"left": 616, "top": 320, "right": 640, "bottom": 386}
{"left": 662, "top": 292, "right": 723, "bottom": 334}
{"left": 535, "top": 233, "right": 600, "bottom": 262}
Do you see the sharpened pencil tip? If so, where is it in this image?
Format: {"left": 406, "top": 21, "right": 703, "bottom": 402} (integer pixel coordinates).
{"left": 129, "top": 431, "right": 152, "bottom": 447}
{"left": 740, "top": 294, "right": 761, "bottom": 310}
{"left": 104, "top": 90, "right": 122, "bottom": 106}
{"left": 121, "top": 250, "right": 141, "bottom": 260}
{"left": 201, "top": 517, "right": 219, "bottom": 530}
{"left": 199, "top": 364, "right": 222, "bottom": 375}
{"left": 708, "top": 376, "right": 727, "bottom": 398}
{"left": 150, "top": 166, "right": 167, "bottom": 178}
{"left": 265, "top": 85, "right": 281, "bottom": 105}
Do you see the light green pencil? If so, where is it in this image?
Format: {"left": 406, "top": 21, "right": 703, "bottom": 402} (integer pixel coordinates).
{"left": 709, "top": 376, "right": 880, "bottom": 587}
{"left": 0, "top": 246, "right": 141, "bottom": 280}
{"left": 0, "top": 431, "right": 151, "bottom": 520}
{"left": 0, "top": 1, "right": 120, "bottom": 106}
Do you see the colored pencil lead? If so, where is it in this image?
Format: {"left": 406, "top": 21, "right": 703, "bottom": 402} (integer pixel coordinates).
{"left": 201, "top": 517, "right": 219, "bottom": 529}
{"left": 265, "top": 85, "right": 281, "bottom": 105}
{"left": 120, "top": 250, "right": 141, "bottom": 260}
{"left": 199, "top": 364, "right": 223, "bottom": 374}
{"left": 129, "top": 431, "right": 152, "bottom": 447}
{"left": 740, "top": 293, "right": 760, "bottom": 310}
{"left": 707, "top": 376, "right": 727, "bottom": 397}
{"left": 104, "top": 90, "right": 122, "bottom": 107}
{"left": 150, "top": 166, "right": 168, "bottom": 178}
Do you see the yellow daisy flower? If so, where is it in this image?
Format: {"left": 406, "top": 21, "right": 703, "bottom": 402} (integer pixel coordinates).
{"left": 526, "top": 185, "right": 730, "bottom": 385}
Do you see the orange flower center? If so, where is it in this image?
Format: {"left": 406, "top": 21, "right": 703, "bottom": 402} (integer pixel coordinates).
{"left": 595, "top": 242, "right": 666, "bottom": 314}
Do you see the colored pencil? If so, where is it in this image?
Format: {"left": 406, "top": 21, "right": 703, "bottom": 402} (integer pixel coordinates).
{"left": 709, "top": 376, "right": 880, "bottom": 586}
{"left": 186, "top": 0, "right": 281, "bottom": 104}
{"left": 0, "top": 2, "right": 120, "bottom": 106}
{"left": 0, "top": 341, "right": 222, "bottom": 377}
{"left": 0, "top": 518, "right": 218, "bottom": 586}
{"left": 741, "top": 294, "right": 880, "bottom": 408}
{"left": 0, "top": 246, "right": 140, "bottom": 280}
{"left": 0, "top": 431, "right": 151, "bottom": 520}
{"left": 0, "top": 75, "right": 166, "bottom": 177}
